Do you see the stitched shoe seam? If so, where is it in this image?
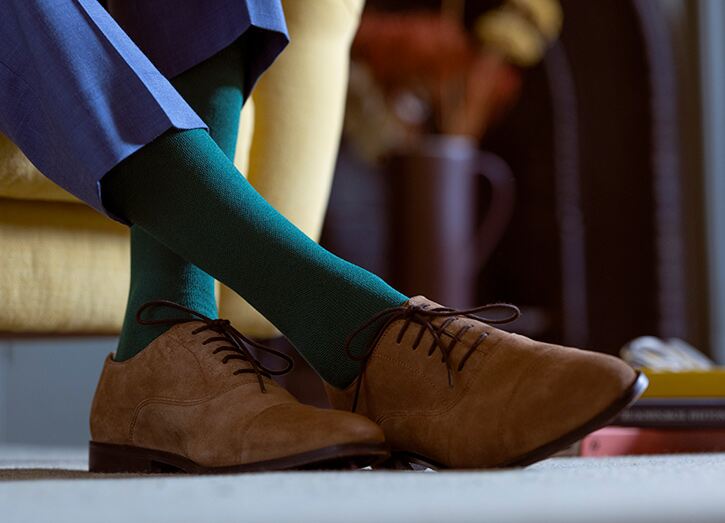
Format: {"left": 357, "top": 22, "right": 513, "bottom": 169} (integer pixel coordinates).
{"left": 95, "top": 325, "right": 210, "bottom": 444}
{"left": 128, "top": 381, "right": 248, "bottom": 442}
{"left": 126, "top": 324, "right": 220, "bottom": 441}
{"left": 234, "top": 402, "right": 306, "bottom": 463}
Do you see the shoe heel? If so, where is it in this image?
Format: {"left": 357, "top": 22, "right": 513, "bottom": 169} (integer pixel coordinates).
{"left": 372, "top": 452, "right": 416, "bottom": 471}
{"left": 89, "top": 442, "right": 175, "bottom": 473}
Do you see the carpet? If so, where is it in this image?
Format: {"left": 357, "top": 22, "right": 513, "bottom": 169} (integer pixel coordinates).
{"left": 1, "top": 445, "right": 724, "bottom": 523}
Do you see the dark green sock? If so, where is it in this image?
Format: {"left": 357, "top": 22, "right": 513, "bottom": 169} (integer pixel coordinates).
{"left": 103, "top": 130, "right": 407, "bottom": 387}
{"left": 114, "top": 43, "right": 245, "bottom": 361}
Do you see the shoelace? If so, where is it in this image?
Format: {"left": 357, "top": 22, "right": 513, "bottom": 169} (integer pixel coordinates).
{"left": 343, "top": 302, "right": 521, "bottom": 411}
{"left": 136, "top": 300, "right": 293, "bottom": 393}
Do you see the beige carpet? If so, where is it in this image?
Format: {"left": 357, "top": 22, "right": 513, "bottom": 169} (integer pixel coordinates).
{"left": 1, "top": 445, "right": 725, "bottom": 523}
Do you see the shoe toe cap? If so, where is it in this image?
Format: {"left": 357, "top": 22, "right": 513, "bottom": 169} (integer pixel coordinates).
{"left": 499, "top": 346, "right": 638, "bottom": 462}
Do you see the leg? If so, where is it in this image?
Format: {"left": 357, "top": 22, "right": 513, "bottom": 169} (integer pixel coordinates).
{"left": 219, "top": 0, "right": 365, "bottom": 338}
{"left": 115, "top": 42, "right": 247, "bottom": 360}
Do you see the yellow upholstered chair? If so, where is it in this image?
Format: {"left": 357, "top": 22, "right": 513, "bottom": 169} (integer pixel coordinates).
{"left": 0, "top": 0, "right": 364, "bottom": 336}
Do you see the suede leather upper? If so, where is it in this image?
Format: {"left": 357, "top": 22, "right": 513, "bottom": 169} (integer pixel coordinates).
{"left": 90, "top": 321, "right": 384, "bottom": 467}
{"left": 326, "top": 296, "right": 638, "bottom": 468}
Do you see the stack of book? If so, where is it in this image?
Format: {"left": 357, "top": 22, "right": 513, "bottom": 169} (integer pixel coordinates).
{"left": 580, "top": 368, "right": 725, "bottom": 456}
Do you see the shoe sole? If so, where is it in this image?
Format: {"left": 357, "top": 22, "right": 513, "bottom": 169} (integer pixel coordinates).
{"left": 89, "top": 441, "right": 390, "bottom": 474}
{"left": 379, "top": 370, "right": 649, "bottom": 470}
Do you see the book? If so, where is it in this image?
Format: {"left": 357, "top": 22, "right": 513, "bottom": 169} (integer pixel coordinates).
{"left": 580, "top": 426, "right": 725, "bottom": 456}
{"left": 612, "top": 398, "right": 725, "bottom": 428}
{"left": 640, "top": 368, "right": 725, "bottom": 398}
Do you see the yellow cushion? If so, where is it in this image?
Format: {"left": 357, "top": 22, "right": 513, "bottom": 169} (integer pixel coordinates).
{"left": 0, "top": 132, "right": 79, "bottom": 203}
{"left": 0, "top": 0, "right": 363, "bottom": 336}
{"left": 0, "top": 198, "right": 128, "bottom": 333}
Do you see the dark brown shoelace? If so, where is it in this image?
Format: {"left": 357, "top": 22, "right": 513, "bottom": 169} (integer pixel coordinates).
{"left": 343, "top": 301, "right": 521, "bottom": 411}
{"left": 136, "top": 300, "right": 293, "bottom": 393}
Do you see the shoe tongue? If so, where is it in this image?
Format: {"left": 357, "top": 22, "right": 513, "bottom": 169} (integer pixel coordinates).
{"left": 403, "top": 296, "right": 490, "bottom": 332}
{"left": 405, "top": 295, "right": 443, "bottom": 309}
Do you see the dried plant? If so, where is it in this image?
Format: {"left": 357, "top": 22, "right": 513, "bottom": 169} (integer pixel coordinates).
{"left": 345, "top": 1, "right": 562, "bottom": 160}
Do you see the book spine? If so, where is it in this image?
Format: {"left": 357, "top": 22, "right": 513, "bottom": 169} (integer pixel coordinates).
{"left": 613, "top": 406, "right": 725, "bottom": 428}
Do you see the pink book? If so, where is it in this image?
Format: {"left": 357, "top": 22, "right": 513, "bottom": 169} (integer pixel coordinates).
{"left": 580, "top": 427, "right": 725, "bottom": 456}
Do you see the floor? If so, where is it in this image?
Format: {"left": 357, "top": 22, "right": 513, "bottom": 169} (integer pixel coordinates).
{"left": 1, "top": 446, "right": 724, "bottom": 523}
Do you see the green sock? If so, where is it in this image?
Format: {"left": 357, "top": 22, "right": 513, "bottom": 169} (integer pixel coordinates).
{"left": 114, "top": 43, "right": 245, "bottom": 361}
{"left": 103, "top": 130, "right": 407, "bottom": 387}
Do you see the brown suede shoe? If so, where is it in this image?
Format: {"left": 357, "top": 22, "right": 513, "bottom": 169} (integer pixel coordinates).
{"left": 89, "top": 301, "right": 388, "bottom": 473}
{"left": 325, "top": 296, "right": 647, "bottom": 469}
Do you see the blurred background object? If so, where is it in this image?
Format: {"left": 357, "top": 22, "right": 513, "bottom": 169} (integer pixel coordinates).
{"left": 344, "top": 0, "right": 561, "bottom": 158}
{"left": 322, "top": 0, "right": 710, "bottom": 361}
{"left": 621, "top": 336, "right": 715, "bottom": 371}
{"left": 330, "top": 0, "right": 559, "bottom": 316}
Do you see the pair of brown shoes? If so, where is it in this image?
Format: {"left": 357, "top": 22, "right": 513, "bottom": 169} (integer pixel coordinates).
{"left": 88, "top": 297, "right": 647, "bottom": 473}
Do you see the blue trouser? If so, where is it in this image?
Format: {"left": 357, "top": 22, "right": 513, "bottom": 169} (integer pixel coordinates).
{"left": 0, "top": 0, "right": 287, "bottom": 216}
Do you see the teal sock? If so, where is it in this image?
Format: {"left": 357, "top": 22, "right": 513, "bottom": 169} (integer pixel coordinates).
{"left": 103, "top": 126, "right": 407, "bottom": 387}
{"left": 114, "top": 43, "right": 245, "bottom": 361}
